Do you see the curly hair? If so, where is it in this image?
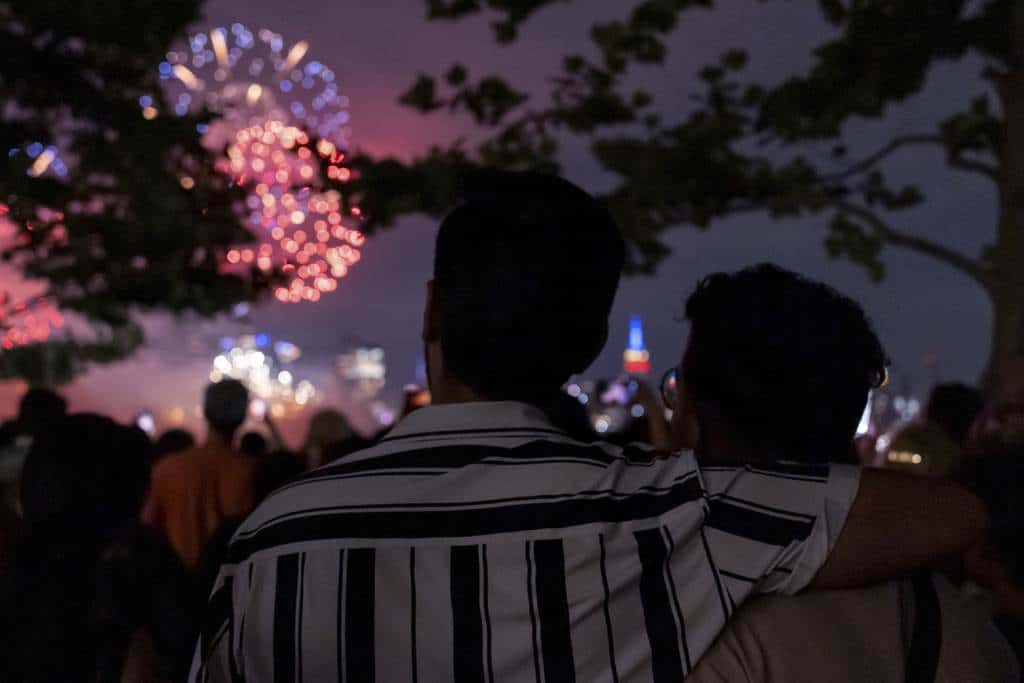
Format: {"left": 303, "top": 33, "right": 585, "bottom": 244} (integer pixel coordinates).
{"left": 684, "top": 264, "right": 888, "bottom": 462}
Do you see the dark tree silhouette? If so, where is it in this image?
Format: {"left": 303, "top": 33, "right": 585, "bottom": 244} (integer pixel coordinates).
{"left": 0, "top": 1, "right": 268, "bottom": 383}
{"left": 344, "top": 0, "right": 1019, "bottom": 389}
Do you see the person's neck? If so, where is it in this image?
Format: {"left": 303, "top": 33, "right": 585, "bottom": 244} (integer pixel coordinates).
{"left": 205, "top": 429, "right": 235, "bottom": 450}
{"left": 696, "top": 429, "right": 767, "bottom": 467}
{"left": 426, "top": 366, "right": 560, "bottom": 408}
{"left": 428, "top": 372, "right": 487, "bottom": 405}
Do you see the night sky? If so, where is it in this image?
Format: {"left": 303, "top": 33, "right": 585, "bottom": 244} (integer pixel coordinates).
{"left": 5, "top": 0, "right": 995, "bottom": 437}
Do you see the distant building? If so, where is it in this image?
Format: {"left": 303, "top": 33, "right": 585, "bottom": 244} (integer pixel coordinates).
{"left": 623, "top": 315, "right": 651, "bottom": 375}
{"left": 337, "top": 347, "right": 386, "bottom": 399}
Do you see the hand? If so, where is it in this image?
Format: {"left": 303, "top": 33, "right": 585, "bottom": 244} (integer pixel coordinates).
{"left": 629, "top": 377, "right": 672, "bottom": 451}
{"left": 965, "top": 540, "right": 1013, "bottom": 592}
{"left": 631, "top": 378, "right": 662, "bottom": 411}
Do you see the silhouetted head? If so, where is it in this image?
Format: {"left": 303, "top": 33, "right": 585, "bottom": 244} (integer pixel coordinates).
{"left": 427, "top": 170, "right": 624, "bottom": 403}
{"left": 152, "top": 428, "right": 196, "bottom": 460}
{"left": 203, "top": 379, "right": 249, "bottom": 440}
{"left": 303, "top": 409, "right": 354, "bottom": 469}
{"left": 675, "top": 264, "right": 888, "bottom": 463}
{"left": 17, "top": 388, "right": 67, "bottom": 437}
{"left": 926, "top": 383, "right": 983, "bottom": 448}
{"left": 20, "top": 413, "right": 151, "bottom": 541}
{"left": 240, "top": 431, "right": 268, "bottom": 459}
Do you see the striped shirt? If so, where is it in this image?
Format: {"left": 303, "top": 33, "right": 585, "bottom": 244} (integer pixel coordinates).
{"left": 191, "top": 401, "right": 859, "bottom": 682}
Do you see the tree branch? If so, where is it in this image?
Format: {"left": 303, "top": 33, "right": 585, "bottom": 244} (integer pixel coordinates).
{"left": 824, "top": 134, "right": 943, "bottom": 181}
{"left": 823, "top": 133, "right": 999, "bottom": 183}
{"left": 830, "top": 199, "right": 991, "bottom": 290}
{"left": 948, "top": 155, "right": 1000, "bottom": 180}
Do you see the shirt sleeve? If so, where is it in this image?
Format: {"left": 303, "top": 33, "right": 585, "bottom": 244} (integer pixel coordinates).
{"left": 188, "top": 565, "right": 243, "bottom": 683}
{"left": 700, "top": 463, "right": 860, "bottom": 596}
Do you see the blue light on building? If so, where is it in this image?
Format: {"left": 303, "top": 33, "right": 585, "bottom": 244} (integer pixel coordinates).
{"left": 623, "top": 315, "right": 651, "bottom": 375}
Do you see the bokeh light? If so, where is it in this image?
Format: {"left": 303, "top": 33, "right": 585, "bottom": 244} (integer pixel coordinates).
{"left": 218, "top": 119, "right": 364, "bottom": 302}
{"left": 154, "top": 23, "right": 350, "bottom": 147}
{"left": 146, "top": 25, "right": 362, "bottom": 305}
{"left": 0, "top": 204, "right": 65, "bottom": 349}
{"left": 210, "top": 334, "right": 319, "bottom": 416}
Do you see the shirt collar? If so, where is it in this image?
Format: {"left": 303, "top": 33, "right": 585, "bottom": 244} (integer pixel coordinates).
{"left": 385, "top": 401, "right": 562, "bottom": 440}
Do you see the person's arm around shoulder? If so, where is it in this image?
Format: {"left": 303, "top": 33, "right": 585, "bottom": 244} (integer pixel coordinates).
{"left": 929, "top": 574, "right": 1021, "bottom": 682}
{"left": 811, "top": 468, "right": 988, "bottom": 589}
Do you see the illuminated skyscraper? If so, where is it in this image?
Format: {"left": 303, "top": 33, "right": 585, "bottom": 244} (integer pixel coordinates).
{"left": 623, "top": 315, "right": 651, "bottom": 375}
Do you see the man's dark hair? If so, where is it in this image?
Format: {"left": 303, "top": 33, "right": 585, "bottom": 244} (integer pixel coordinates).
{"left": 434, "top": 170, "right": 625, "bottom": 400}
{"left": 927, "top": 383, "right": 983, "bottom": 447}
{"left": 684, "top": 264, "right": 888, "bottom": 462}
{"left": 203, "top": 379, "right": 249, "bottom": 438}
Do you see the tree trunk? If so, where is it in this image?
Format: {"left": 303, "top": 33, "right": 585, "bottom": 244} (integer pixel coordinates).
{"left": 987, "top": 7, "right": 1024, "bottom": 396}
{"left": 988, "top": 286, "right": 1024, "bottom": 395}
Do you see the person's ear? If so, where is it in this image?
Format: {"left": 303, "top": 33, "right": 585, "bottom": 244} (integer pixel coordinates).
{"left": 423, "top": 280, "right": 441, "bottom": 343}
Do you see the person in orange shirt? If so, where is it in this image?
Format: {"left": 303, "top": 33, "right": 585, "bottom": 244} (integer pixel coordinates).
{"left": 142, "top": 380, "right": 255, "bottom": 570}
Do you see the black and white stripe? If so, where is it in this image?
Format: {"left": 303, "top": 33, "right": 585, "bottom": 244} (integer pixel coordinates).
{"left": 635, "top": 527, "right": 690, "bottom": 681}
{"left": 531, "top": 539, "right": 576, "bottom": 682}
{"left": 272, "top": 554, "right": 302, "bottom": 683}
{"left": 190, "top": 402, "right": 858, "bottom": 683}
{"left": 451, "top": 545, "right": 487, "bottom": 682}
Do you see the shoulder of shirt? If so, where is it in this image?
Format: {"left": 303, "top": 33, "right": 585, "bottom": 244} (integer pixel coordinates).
{"left": 234, "top": 437, "right": 701, "bottom": 538}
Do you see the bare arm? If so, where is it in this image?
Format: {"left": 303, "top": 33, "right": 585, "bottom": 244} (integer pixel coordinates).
{"left": 632, "top": 379, "right": 672, "bottom": 451}
{"left": 811, "top": 468, "right": 988, "bottom": 589}
{"left": 263, "top": 412, "right": 287, "bottom": 452}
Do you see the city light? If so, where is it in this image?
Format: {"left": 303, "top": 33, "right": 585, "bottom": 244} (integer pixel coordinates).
{"left": 338, "top": 347, "right": 386, "bottom": 398}
{"left": 623, "top": 315, "right": 651, "bottom": 375}
{"left": 210, "top": 334, "right": 319, "bottom": 417}
{"left": 888, "top": 451, "right": 924, "bottom": 465}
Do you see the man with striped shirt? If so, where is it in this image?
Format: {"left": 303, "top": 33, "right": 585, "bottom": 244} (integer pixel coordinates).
{"left": 191, "top": 172, "right": 986, "bottom": 682}
{"left": 668, "top": 266, "right": 1016, "bottom": 681}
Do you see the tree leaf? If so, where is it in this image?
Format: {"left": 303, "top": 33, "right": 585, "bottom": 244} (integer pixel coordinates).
{"left": 398, "top": 75, "right": 445, "bottom": 112}
{"left": 446, "top": 63, "right": 469, "bottom": 86}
